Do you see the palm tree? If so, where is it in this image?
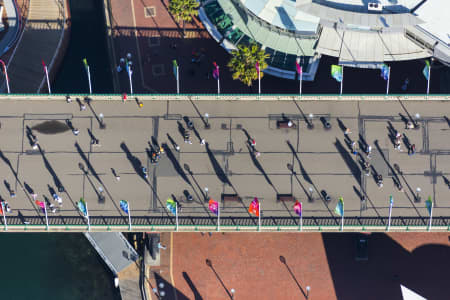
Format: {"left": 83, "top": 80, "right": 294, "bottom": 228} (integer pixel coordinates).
{"left": 227, "top": 43, "right": 269, "bottom": 87}
{"left": 168, "top": 0, "right": 200, "bottom": 38}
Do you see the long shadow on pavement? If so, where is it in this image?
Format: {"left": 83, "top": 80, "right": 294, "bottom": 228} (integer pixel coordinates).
{"left": 205, "top": 142, "right": 232, "bottom": 187}
{"left": 334, "top": 138, "right": 361, "bottom": 186}
{"left": 247, "top": 144, "right": 278, "bottom": 194}
{"left": 182, "top": 271, "right": 203, "bottom": 300}
{"left": 163, "top": 143, "right": 191, "bottom": 185}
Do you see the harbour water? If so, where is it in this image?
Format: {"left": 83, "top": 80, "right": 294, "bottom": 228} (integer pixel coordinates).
{"left": 0, "top": 234, "right": 121, "bottom": 300}
{"left": 0, "top": 0, "right": 119, "bottom": 299}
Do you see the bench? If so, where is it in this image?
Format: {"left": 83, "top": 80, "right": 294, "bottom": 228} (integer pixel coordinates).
{"left": 277, "top": 194, "right": 295, "bottom": 202}
{"left": 277, "top": 121, "right": 296, "bottom": 129}
{"left": 222, "top": 194, "right": 240, "bottom": 202}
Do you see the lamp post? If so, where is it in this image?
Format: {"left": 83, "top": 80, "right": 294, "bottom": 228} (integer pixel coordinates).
{"left": 230, "top": 288, "right": 235, "bottom": 299}
{"left": 416, "top": 187, "right": 421, "bottom": 202}
{"left": 204, "top": 187, "right": 209, "bottom": 200}
{"left": 306, "top": 286, "right": 311, "bottom": 299}
{"left": 204, "top": 113, "right": 210, "bottom": 129}
{"left": 307, "top": 113, "right": 314, "bottom": 129}
{"left": 308, "top": 187, "right": 314, "bottom": 201}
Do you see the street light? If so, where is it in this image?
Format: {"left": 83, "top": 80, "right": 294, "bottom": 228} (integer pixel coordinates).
{"left": 416, "top": 187, "right": 422, "bottom": 202}
{"left": 204, "top": 113, "right": 210, "bottom": 129}
{"left": 308, "top": 187, "right": 314, "bottom": 201}
{"left": 307, "top": 113, "right": 314, "bottom": 129}
{"left": 204, "top": 187, "right": 209, "bottom": 200}
{"left": 230, "top": 288, "right": 235, "bottom": 299}
{"left": 306, "top": 286, "right": 311, "bottom": 299}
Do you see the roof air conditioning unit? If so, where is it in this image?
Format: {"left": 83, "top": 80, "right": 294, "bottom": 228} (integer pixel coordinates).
{"left": 368, "top": 2, "right": 383, "bottom": 12}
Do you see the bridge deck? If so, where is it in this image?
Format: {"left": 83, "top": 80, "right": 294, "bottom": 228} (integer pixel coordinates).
{"left": 0, "top": 96, "right": 448, "bottom": 232}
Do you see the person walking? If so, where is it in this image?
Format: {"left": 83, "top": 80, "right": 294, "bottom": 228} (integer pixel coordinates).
{"left": 365, "top": 145, "right": 372, "bottom": 158}
{"left": 344, "top": 128, "right": 351, "bottom": 135}
{"left": 409, "top": 144, "right": 416, "bottom": 156}
{"left": 351, "top": 141, "right": 358, "bottom": 155}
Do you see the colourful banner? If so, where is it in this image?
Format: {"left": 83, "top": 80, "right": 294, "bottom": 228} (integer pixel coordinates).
{"left": 212, "top": 62, "right": 219, "bottom": 80}
{"left": 380, "top": 64, "right": 389, "bottom": 81}
{"left": 331, "top": 65, "right": 343, "bottom": 82}
{"left": 422, "top": 60, "right": 430, "bottom": 80}
{"left": 335, "top": 197, "right": 344, "bottom": 216}
{"left": 78, "top": 198, "right": 88, "bottom": 216}
{"left": 255, "top": 61, "right": 260, "bottom": 76}
{"left": 120, "top": 200, "right": 129, "bottom": 215}
{"left": 172, "top": 60, "right": 178, "bottom": 79}
{"left": 293, "top": 200, "right": 302, "bottom": 217}
{"left": 425, "top": 196, "right": 433, "bottom": 215}
{"left": 295, "top": 61, "right": 302, "bottom": 75}
{"left": 166, "top": 198, "right": 177, "bottom": 215}
{"left": 82, "top": 58, "right": 88, "bottom": 70}
{"left": 35, "top": 200, "right": 45, "bottom": 213}
{"left": 208, "top": 199, "right": 219, "bottom": 215}
{"left": 248, "top": 197, "right": 260, "bottom": 216}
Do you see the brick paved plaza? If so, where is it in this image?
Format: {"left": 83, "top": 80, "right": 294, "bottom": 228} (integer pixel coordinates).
{"left": 0, "top": 96, "right": 448, "bottom": 231}
{"left": 147, "top": 232, "right": 450, "bottom": 300}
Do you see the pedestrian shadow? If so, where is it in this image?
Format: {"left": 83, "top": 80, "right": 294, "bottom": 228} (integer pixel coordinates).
{"left": 75, "top": 142, "right": 102, "bottom": 184}
{"left": 205, "top": 143, "right": 232, "bottom": 186}
{"left": 358, "top": 133, "right": 368, "bottom": 153}
{"left": 286, "top": 140, "right": 312, "bottom": 184}
{"left": 247, "top": 144, "right": 278, "bottom": 194}
{"left": 334, "top": 138, "right": 361, "bottom": 186}
{"left": 279, "top": 256, "right": 307, "bottom": 298}
{"left": 120, "top": 142, "right": 147, "bottom": 181}
{"left": 205, "top": 259, "right": 234, "bottom": 300}
{"left": 182, "top": 271, "right": 204, "bottom": 300}
{"left": 36, "top": 145, "right": 65, "bottom": 192}
{"left": 177, "top": 121, "right": 187, "bottom": 139}
{"left": 444, "top": 116, "right": 450, "bottom": 127}
{"left": 399, "top": 113, "right": 410, "bottom": 127}
{"left": 387, "top": 121, "right": 398, "bottom": 147}
{"left": 443, "top": 175, "right": 450, "bottom": 185}
{"left": 162, "top": 143, "right": 191, "bottom": 185}
{"left": 374, "top": 140, "right": 400, "bottom": 183}
{"left": 402, "top": 133, "right": 411, "bottom": 150}
{"left": 337, "top": 118, "right": 347, "bottom": 133}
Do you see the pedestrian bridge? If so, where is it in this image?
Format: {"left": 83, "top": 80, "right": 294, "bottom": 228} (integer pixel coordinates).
{"left": 0, "top": 95, "right": 448, "bottom": 232}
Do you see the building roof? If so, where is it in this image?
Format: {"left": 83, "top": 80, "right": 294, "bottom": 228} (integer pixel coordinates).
{"left": 413, "top": 0, "right": 450, "bottom": 45}
{"left": 241, "top": 0, "right": 319, "bottom": 34}
{"left": 217, "top": 0, "right": 317, "bottom": 56}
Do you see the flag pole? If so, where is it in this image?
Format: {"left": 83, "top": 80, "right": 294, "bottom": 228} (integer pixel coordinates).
{"left": 44, "top": 201, "right": 49, "bottom": 231}
{"left": 387, "top": 198, "right": 392, "bottom": 232}
{"left": 300, "top": 68, "right": 303, "bottom": 96}
{"left": 341, "top": 208, "right": 344, "bottom": 232}
{"left": 340, "top": 65, "right": 344, "bottom": 95}
{"left": 128, "top": 202, "right": 132, "bottom": 231}
{"left": 258, "top": 203, "right": 261, "bottom": 232}
{"left": 175, "top": 202, "right": 179, "bottom": 232}
{"left": 87, "top": 66, "right": 92, "bottom": 94}
{"left": 1, "top": 202, "right": 7, "bottom": 231}
{"left": 43, "top": 64, "right": 51, "bottom": 94}
{"left": 258, "top": 67, "right": 261, "bottom": 95}
{"left": 386, "top": 66, "right": 390, "bottom": 95}
{"left": 217, "top": 66, "right": 220, "bottom": 95}
{"left": 300, "top": 202, "right": 303, "bottom": 232}
{"left": 129, "top": 68, "right": 133, "bottom": 95}
{"left": 85, "top": 201, "right": 91, "bottom": 232}
{"left": 428, "top": 202, "right": 433, "bottom": 231}
{"left": 217, "top": 202, "right": 220, "bottom": 232}
{"left": 0, "top": 59, "right": 10, "bottom": 94}
{"left": 176, "top": 66, "right": 180, "bottom": 94}
{"left": 426, "top": 64, "right": 431, "bottom": 95}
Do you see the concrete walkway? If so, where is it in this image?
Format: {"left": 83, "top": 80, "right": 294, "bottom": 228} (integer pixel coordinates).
{"left": 0, "top": 97, "right": 448, "bottom": 232}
